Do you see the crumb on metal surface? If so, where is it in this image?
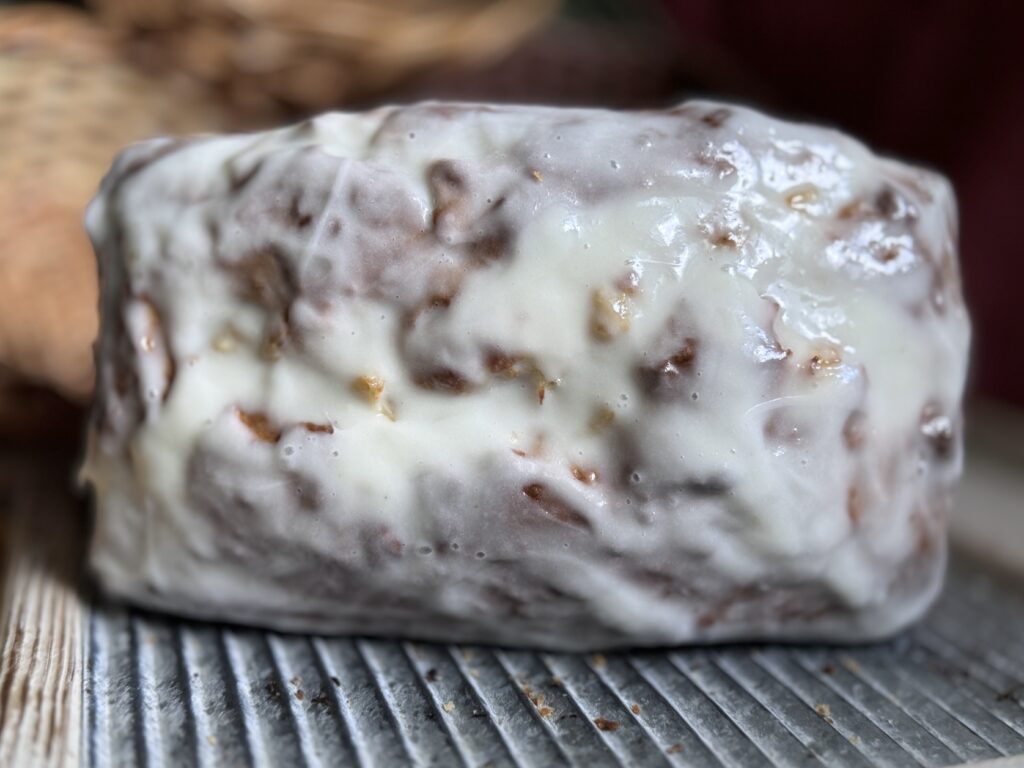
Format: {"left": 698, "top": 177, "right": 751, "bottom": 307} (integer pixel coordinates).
{"left": 521, "top": 683, "right": 554, "bottom": 718}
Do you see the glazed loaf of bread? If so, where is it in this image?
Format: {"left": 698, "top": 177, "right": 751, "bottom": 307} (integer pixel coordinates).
{"left": 82, "top": 101, "right": 969, "bottom": 649}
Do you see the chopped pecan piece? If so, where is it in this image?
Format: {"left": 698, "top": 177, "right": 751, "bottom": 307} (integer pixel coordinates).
{"left": 590, "top": 289, "right": 632, "bottom": 342}
{"left": 236, "top": 408, "right": 281, "bottom": 443}
{"left": 522, "top": 484, "right": 591, "bottom": 530}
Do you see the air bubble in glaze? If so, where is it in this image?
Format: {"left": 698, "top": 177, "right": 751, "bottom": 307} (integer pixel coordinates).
{"left": 283, "top": 445, "right": 295, "bottom": 456}
{"left": 475, "top": 551, "right": 486, "bottom": 559}
{"left": 418, "top": 546, "right": 432, "bottom": 555}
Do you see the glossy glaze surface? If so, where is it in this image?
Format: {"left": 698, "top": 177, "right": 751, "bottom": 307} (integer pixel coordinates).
{"left": 82, "top": 101, "right": 969, "bottom": 648}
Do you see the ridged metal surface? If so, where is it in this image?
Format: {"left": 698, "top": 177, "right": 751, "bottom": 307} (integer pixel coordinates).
{"left": 84, "top": 553, "right": 1024, "bottom": 767}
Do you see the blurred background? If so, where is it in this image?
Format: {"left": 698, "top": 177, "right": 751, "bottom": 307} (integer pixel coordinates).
{"left": 0, "top": 1, "right": 1021, "bottom": 476}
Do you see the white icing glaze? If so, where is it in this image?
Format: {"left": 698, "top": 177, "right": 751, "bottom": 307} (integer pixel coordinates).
{"left": 82, "top": 101, "right": 969, "bottom": 649}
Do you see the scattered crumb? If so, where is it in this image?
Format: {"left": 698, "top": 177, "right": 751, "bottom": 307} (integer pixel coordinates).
{"left": 461, "top": 649, "right": 475, "bottom": 662}
{"left": 848, "top": 734, "right": 861, "bottom": 745}
{"left": 289, "top": 676, "right": 301, "bottom": 686}
{"left": 425, "top": 668, "right": 439, "bottom": 683}
{"left": 206, "top": 735, "right": 218, "bottom": 747}
{"left": 442, "top": 700, "right": 455, "bottom": 713}
{"left": 822, "top": 664, "right": 836, "bottom": 675}
{"left": 997, "top": 685, "right": 1024, "bottom": 702}
{"left": 521, "top": 683, "right": 554, "bottom": 718}
{"left": 840, "top": 656, "right": 861, "bottom": 674}
{"left": 666, "top": 743, "right": 684, "bottom": 754}
{"left": 311, "top": 691, "right": 330, "bottom": 705}
{"left": 814, "top": 703, "right": 833, "bottom": 724}
{"left": 630, "top": 703, "right": 641, "bottom": 715}
{"left": 594, "top": 717, "right": 620, "bottom": 732}
{"left": 591, "top": 654, "right": 607, "bottom": 670}
{"left": 550, "top": 676, "right": 564, "bottom": 688}
{"left": 469, "top": 668, "right": 480, "bottom": 679}
{"left": 295, "top": 689, "right": 305, "bottom": 701}
{"left": 531, "top": 169, "right": 544, "bottom": 182}
{"left": 265, "top": 681, "right": 282, "bottom": 700}
{"left": 330, "top": 676, "right": 341, "bottom": 687}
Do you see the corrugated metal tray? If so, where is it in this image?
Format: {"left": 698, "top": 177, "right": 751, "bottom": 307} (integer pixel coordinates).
{"left": 84, "top": 552, "right": 1024, "bottom": 767}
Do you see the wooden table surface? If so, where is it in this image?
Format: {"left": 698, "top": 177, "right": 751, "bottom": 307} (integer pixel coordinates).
{"left": 0, "top": 450, "right": 84, "bottom": 768}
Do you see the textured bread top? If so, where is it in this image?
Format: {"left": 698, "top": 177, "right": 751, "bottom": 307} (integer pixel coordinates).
{"left": 82, "top": 102, "right": 969, "bottom": 645}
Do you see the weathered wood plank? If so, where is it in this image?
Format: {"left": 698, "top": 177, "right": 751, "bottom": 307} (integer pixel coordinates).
{"left": 0, "top": 453, "right": 85, "bottom": 768}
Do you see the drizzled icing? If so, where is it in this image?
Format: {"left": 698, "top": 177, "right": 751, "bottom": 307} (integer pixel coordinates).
{"left": 82, "top": 101, "right": 969, "bottom": 649}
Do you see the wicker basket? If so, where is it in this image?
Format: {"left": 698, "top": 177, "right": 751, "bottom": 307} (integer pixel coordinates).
{"left": 88, "top": 0, "right": 560, "bottom": 117}
{"left": 0, "top": 5, "right": 227, "bottom": 404}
